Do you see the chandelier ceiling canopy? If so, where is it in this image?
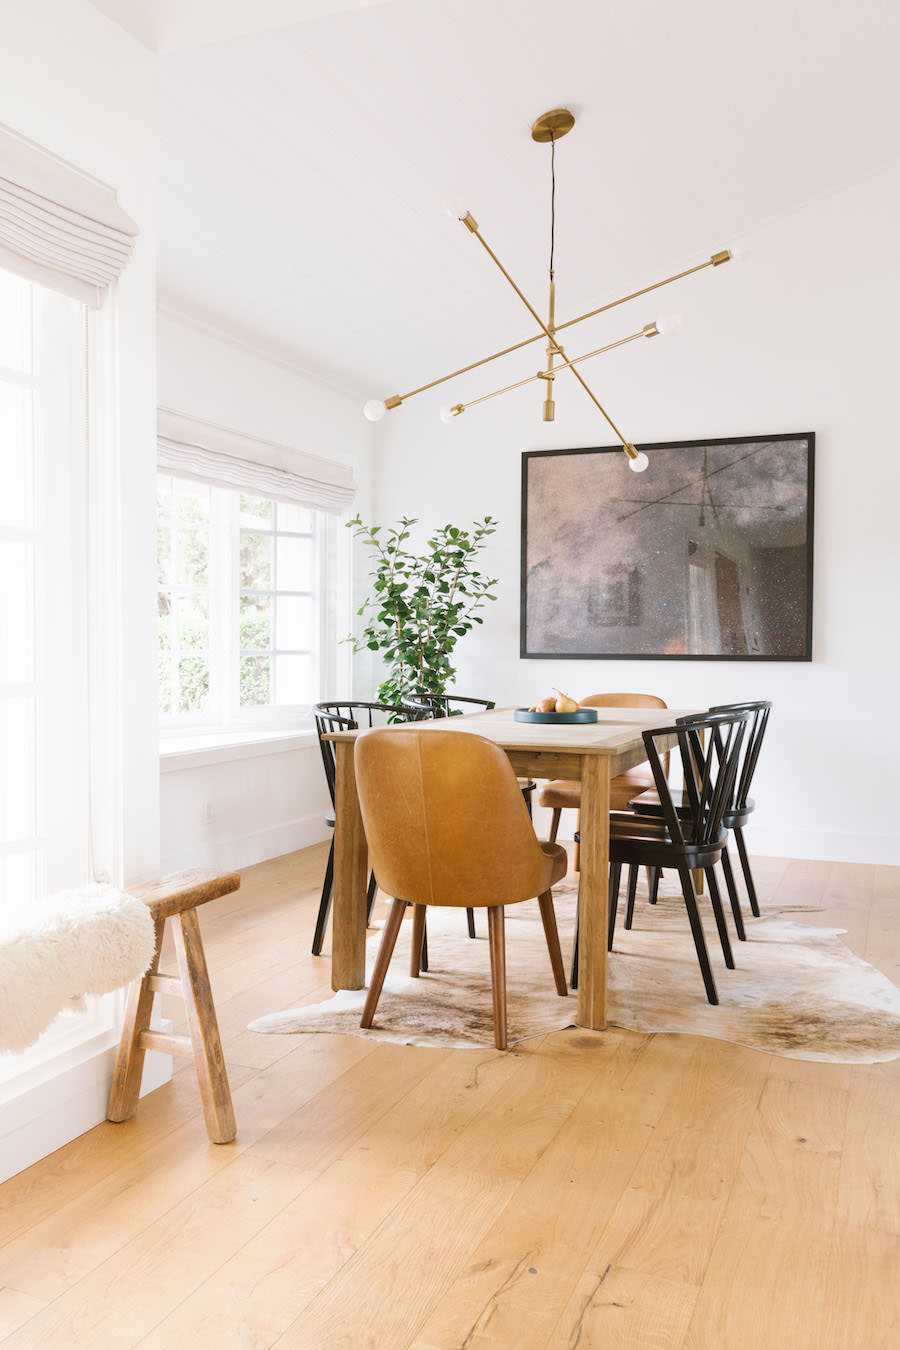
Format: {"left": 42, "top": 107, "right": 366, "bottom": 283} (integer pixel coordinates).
{"left": 363, "top": 109, "right": 735, "bottom": 473}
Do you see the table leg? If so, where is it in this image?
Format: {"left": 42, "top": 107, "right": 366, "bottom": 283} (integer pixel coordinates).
{"left": 577, "top": 755, "right": 610, "bottom": 1030}
{"left": 332, "top": 738, "right": 368, "bottom": 991}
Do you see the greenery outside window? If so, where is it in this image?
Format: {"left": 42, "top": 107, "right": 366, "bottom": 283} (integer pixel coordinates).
{"left": 157, "top": 475, "right": 342, "bottom": 732}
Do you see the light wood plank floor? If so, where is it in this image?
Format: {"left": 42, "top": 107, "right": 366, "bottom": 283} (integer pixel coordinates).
{"left": 1, "top": 847, "right": 898, "bottom": 1348}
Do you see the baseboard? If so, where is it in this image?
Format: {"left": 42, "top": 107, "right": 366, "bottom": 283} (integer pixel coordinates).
{"left": 160, "top": 812, "right": 331, "bottom": 876}
{"left": 743, "top": 825, "right": 900, "bottom": 866}
{"left": 0, "top": 1033, "right": 172, "bottom": 1185}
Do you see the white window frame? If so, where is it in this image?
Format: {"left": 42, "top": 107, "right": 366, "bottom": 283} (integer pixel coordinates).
{"left": 158, "top": 476, "right": 347, "bottom": 738}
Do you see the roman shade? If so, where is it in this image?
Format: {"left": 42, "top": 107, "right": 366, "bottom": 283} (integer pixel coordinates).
{"left": 157, "top": 408, "right": 356, "bottom": 514}
{"left": 0, "top": 125, "right": 138, "bottom": 306}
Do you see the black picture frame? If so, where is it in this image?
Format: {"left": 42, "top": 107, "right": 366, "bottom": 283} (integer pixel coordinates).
{"left": 520, "top": 433, "right": 815, "bottom": 661}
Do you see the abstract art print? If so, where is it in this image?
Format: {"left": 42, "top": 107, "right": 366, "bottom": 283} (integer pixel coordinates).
{"left": 521, "top": 434, "right": 814, "bottom": 660}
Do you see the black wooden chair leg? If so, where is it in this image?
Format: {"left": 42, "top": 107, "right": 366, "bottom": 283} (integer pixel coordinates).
{"left": 311, "top": 836, "right": 335, "bottom": 955}
{"left": 676, "top": 863, "right": 718, "bottom": 1004}
{"left": 624, "top": 864, "right": 639, "bottom": 929}
{"left": 648, "top": 867, "right": 660, "bottom": 904}
{"left": 720, "top": 846, "right": 747, "bottom": 941}
{"left": 734, "top": 827, "right": 760, "bottom": 917}
{"left": 607, "top": 862, "right": 622, "bottom": 952}
{"left": 420, "top": 922, "right": 428, "bottom": 972}
{"left": 570, "top": 895, "right": 580, "bottom": 990}
{"left": 466, "top": 907, "right": 476, "bottom": 938}
{"left": 705, "top": 866, "right": 735, "bottom": 969}
{"left": 366, "top": 870, "right": 378, "bottom": 925}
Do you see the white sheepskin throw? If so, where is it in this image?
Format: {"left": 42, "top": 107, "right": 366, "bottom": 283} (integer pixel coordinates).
{"left": 0, "top": 884, "right": 156, "bottom": 1053}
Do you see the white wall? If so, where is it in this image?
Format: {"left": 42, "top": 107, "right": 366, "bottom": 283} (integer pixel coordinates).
{"left": 372, "top": 163, "right": 900, "bottom": 865}
{"left": 156, "top": 313, "right": 376, "bottom": 873}
{"left": 0, "top": 0, "right": 159, "bottom": 1172}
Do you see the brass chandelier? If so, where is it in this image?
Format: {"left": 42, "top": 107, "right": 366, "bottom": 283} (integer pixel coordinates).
{"left": 362, "top": 108, "right": 734, "bottom": 473}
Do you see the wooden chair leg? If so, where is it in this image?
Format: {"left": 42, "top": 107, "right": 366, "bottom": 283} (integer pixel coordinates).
{"left": 719, "top": 846, "right": 747, "bottom": 940}
{"left": 734, "top": 828, "right": 760, "bottom": 916}
{"left": 466, "top": 907, "right": 476, "bottom": 938}
{"left": 537, "top": 891, "right": 568, "bottom": 997}
{"left": 574, "top": 810, "right": 581, "bottom": 873}
{"left": 624, "top": 864, "right": 639, "bottom": 929}
{"left": 676, "top": 862, "right": 718, "bottom": 1005}
{"left": 107, "top": 915, "right": 166, "bottom": 1124}
{"left": 648, "top": 867, "right": 661, "bottom": 904}
{"left": 410, "top": 903, "right": 427, "bottom": 977}
{"left": 570, "top": 892, "right": 580, "bottom": 990}
{"left": 366, "top": 870, "right": 378, "bottom": 925}
{"left": 705, "top": 866, "right": 735, "bottom": 969}
{"left": 361, "top": 898, "right": 406, "bottom": 1028}
{"left": 607, "top": 861, "right": 622, "bottom": 951}
{"left": 311, "top": 836, "right": 335, "bottom": 954}
{"left": 172, "top": 909, "right": 236, "bottom": 1144}
{"left": 487, "top": 906, "right": 508, "bottom": 1050}
{"left": 548, "top": 807, "right": 561, "bottom": 844}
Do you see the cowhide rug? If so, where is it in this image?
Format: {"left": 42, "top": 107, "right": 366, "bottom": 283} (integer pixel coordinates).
{"left": 249, "top": 873, "right": 900, "bottom": 1063}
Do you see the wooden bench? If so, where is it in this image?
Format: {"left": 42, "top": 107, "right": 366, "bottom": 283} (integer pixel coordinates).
{"left": 106, "top": 869, "right": 240, "bottom": 1144}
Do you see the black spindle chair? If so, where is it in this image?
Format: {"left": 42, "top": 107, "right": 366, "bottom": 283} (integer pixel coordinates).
{"left": 312, "top": 701, "right": 422, "bottom": 959}
{"left": 572, "top": 710, "right": 750, "bottom": 1005}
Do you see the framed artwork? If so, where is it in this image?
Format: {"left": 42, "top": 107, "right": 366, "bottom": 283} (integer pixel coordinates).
{"left": 521, "top": 433, "right": 814, "bottom": 661}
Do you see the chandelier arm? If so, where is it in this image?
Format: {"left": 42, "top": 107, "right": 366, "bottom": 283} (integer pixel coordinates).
{"left": 460, "top": 328, "right": 647, "bottom": 413}
{"left": 469, "top": 224, "right": 633, "bottom": 445}
{"left": 391, "top": 252, "right": 727, "bottom": 406}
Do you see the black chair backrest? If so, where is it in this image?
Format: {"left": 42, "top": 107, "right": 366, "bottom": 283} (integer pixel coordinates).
{"left": 708, "top": 700, "right": 771, "bottom": 810}
{"left": 314, "top": 701, "right": 415, "bottom": 806}
{"left": 644, "top": 710, "right": 751, "bottom": 851}
{"left": 403, "top": 693, "right": 496, "bottom": 720}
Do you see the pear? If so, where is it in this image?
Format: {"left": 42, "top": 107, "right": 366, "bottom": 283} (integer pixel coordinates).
{"left": 537, "top": 696, "right": 557, "bottom": 713}
{"left": 553, "top": 688, "right": 580, "bottom": 714}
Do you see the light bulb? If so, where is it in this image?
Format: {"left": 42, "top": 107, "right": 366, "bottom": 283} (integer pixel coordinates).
{"left": 439, "top": 404, "right": 457, "bottom": 424}
{"left": 726, "top": 241, "right": 747, "bottom": 262}
{"left": 654, "top": 312, "right": 682, "bottom": 338}
{"left": 628, "top": 450, "right": 650, "bottom": 473}
{"left": 362, "top": 399, "right": 386, "bottom": 423}
{"left": 442, "top": 197, "right": 470, "bottom": 222}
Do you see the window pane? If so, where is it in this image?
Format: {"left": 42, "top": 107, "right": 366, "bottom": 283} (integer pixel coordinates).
{"left": 0, "top": 384, "right": 33, "bottom": 529}
{"left": 175, "top": 478, "right": 210, "bottom": 525}
{"left": 158, "top": 591, "right": 173, "bottom": 649}
{"left": 275, "top": 593, "right": 313, "bottom": 651}
{"left": 240, "top": 494, "right": 273, "bottom": 529}
{"left": 0, "top": 696, "right": 35, "bottom": 844}
{"left": 240, "top": 595, "right": 271, "bottom": 651}
{"left": 240, "top": 532, "right": 272, "bottom": 588}
{"left": 240, "top": 654, "right": 271, "bottom": 707}
{"left": 0, "top": 541, "right": 34, "bottom": 684}
{"left": 178, "top": 657, "right": 209, "bottom": 713}
{"left": 276, "top": 535, "right": 313, "bottom": 591}
{"left": 176, "top": 529, "right": 209, "bottom": 586}
{"left": 1, "top": 851, "right": 37, "bottom": 909}
{"left": 275, "top": 653, "right": 314, "bottom": 706}
{"left": 276, "top": 502, "right": 313, "bottom": 533}
{"left": 0, "top": 271, "right": 31, "bottom": 373}
{"left": 158, "top": 655, "right": 173, "bottom": 717}
{"left": 176, "top": 593, "right": 209, "bottom": 650}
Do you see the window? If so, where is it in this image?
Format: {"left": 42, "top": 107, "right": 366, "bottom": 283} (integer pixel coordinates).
{"left": 0, "top": 269, "right": 89, "bottom": 914}
{"left": 157, "top": 475, "right": 344, "bottom": 731}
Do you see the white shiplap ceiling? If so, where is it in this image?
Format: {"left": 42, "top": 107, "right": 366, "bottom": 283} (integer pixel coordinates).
{"left": 157, "top": 0, "right": 900, "bottom": 397}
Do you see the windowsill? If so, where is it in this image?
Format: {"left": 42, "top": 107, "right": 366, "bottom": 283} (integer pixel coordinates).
{"left": 159, "top": 727, "right": 317, "bottom": 772}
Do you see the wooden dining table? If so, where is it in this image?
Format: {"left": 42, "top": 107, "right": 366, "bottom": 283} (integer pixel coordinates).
{"left": 325, "top": 704, "right": 701, "bottom": 1031}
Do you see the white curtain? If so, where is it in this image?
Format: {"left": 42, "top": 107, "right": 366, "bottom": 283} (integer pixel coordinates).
{"left": 157, "top": 408, "right": 356, "bottom": 514}
{"left": 0, "top": 125, "right": 138, "bottom": 306}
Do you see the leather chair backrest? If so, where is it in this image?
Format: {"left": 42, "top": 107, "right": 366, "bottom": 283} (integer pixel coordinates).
{"left": 355, "top": 726, "right": 547, "bottom": 908}
{"left": 581, "top": 692, "right": 668, "bottom": 709}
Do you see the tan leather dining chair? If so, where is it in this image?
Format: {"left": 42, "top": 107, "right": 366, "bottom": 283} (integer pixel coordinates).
{"left": 355, "top": 726, "right": 569, "bottom": 1050}
{"left": 537, "top": 693, "right": 668, "bottom": 871}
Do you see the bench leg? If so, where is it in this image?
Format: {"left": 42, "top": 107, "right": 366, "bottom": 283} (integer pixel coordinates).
{"left": 172, "top": 910, "right": 236, "bottom": 1144}
{"left": 107, "top": 915, "right": 166, "bottom": 1124}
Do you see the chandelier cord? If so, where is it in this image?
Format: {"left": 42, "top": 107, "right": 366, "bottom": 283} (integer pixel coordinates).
{"left": 549, "top": 131, "right": 556, "bottom": 280}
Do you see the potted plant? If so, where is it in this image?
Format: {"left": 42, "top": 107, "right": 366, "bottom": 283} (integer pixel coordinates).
{"left": 347, "top": 513, "right": 499, "bottom": 705}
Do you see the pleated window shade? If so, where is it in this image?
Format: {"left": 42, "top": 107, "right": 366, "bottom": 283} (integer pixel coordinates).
{"left": 157, "top": 408, "right": 356, "bottom": 514}
{"left": 0, "top": 125, "right": 138, "bottom": 306}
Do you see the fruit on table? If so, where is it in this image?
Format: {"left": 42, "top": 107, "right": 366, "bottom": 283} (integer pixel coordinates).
{"left": 553, "top": 688, "right": 580, "bottom": 713}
